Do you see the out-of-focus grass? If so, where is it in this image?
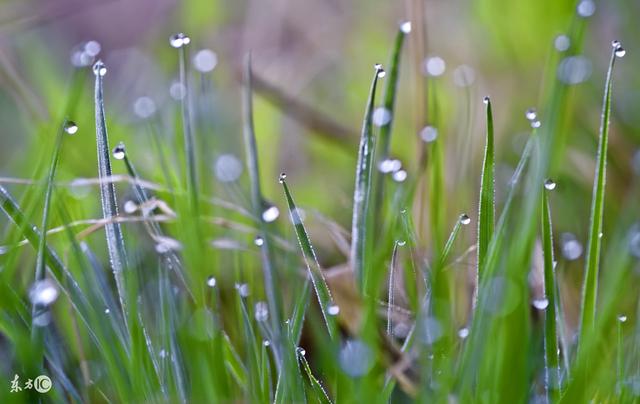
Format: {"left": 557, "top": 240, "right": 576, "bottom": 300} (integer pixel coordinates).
{"left": 0, "top": 0, "right": 640, "bottom": 402}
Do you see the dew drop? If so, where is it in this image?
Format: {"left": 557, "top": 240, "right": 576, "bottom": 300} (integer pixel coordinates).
{"left": 155, "top": 243, "right": 171, "bottom": 254}
{"left": 29, "top": 279, "right": 59, "bottom": 306}
{"left": 612, "top": 40, "right": 621, "bottom": 49}
{"left": 235, "top": 283, "right": 250, "bottom": 297}
{"left": 169, "top": 81, "right": 186, "bottom": 100}
{"left": 374, "top": 64, "right": 386, "bottom": 78}
{"left": 460, "top": 214, "right": 471, "bottom": 225}
{"left": 400, "top": 21, "right": 412, "bottom": 34}
{"left": 530, "top": 120, "right": 542, "bottom": 129}
{"left": 112, "top": 142, "right": 126, "bottom": 160}
{"left": 532, "top": 298, "right": 550, "bottom": 310}
{"left": 419, "top": 126, "right": 438, "bottom": 143}
{"left": 339, "top": 340, "right": 373, "bottom": 377}
{"left": 423, "top": 56, "right": 446, "bottom": 77}
{"left": 392, "top": 169, "right": 407, "bottom": 183}
{"left": 297, "top": 347, "right": 306, "bottom": 356}
{"left": 615, "top": 47, "right": 626, "bottom": 58}
{"left": 378, "top": 158, "right": 402, "bottom": 174}
{"left": 372, "top": 107, "right": 392, "bottom": 127}
{"left": 262, "top": 204, "right": 280, "bottom": 223}
{"left": 193, "top": 49, "right": 218, "bottom": 72}
{"left": 525, "top": 108, "right": 537, "bottom": 121}
{"left": 618, "top": 314, "right": 628, "bottom": 323}
{"left": 544, "top": 179, "right": 556, "bottom": 190}
{"left": 397, "top": 240, "right": 407, "bottom": 246}
{"left": 458, "top": 327, "right": 470, "bottom": 339}
{"left": 327, "top": 304, "right": 340, "bottom": 316}
{"left": 104, "top": 308, "right": 110, "bottom": 314}
{"left": 64, "top": 120, "right": 78, "bottom": 135}
{"left": 92, "top": 60, "right": 107, "bottom": 77}
{"left": 554, "top": 35, "right": 571, "bottom": 52}
{"left": 123, "top": 200, "right": 138, "bottom": 214}
{"left": 598, "top": 232, "right": 604, "bottom": 239}
{"left": 279, "top": 172, "right": 287, "bottom": 183}
{"left": 483, "top": 96, "right": 490, "bottom": 105}
{"left": 254, "top": 236, "right": 264, "bottom": 246}
{"left": 576, "top": 0, "right": 595, "bottom": 18}
{"left": 169, "top": 33, "right": 191, "bottom": 48}
{"left": 85, "top": 40, "right": 101, "bottom": 57}
{"left": 254, "top": 301, "right": 269, "bottom": 322}
{"left": 206, "top": 276, "right": 217, "bottom": 288}
{"left": 561, "top": 233, "right": 583, "bottom": 260}
{"left": 263, "top": 340, "right": 271, "bottom": 347}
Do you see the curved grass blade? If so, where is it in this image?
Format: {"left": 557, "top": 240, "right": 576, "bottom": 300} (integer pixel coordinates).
{"left": 542, "top": 187, "right": 560, "bottom": 400}
{"left": 578, "top": 43, "right": 623, "bottom": 351}
{"left": 93, "top": 60, "right": 129, "bottom": 324}
{"left": 440, "top": 214, "right": 467, "bottom": 267}
{"left": 280, "top": 175, "right": 338, "bottom": 339}
{"left": 242, "top": 53, "right": 283, "bottom": 358}
{"left": 476, "top": 96, "right": 495, "bottom": 282}
{"left": 298, "top": 349, "right": 333, "bottom": 404}
{"left": 387, "top": 242, "right": 399, "bottom": 336}
{"left": 352, "top": 64, "right": 384, "bottom": 293}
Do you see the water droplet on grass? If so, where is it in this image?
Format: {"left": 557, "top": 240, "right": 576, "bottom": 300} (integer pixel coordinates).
{"left": 374, "top": 64, "right": 386, "bottom": 78}
{"left": 169, "top": 81, "right": 186, "bottom": 100}
{"left": 279, "top": 172, "right": 287, "bottom": 183}
{"left": 327, "top": 304, "right": 340, "bottom": 316}
{"left": 544, "top": 179, "right": 556, "bottom": 190}
{"left": 483, "top": 96, "right": 490, "bottom": 105}
{"left": 615, "top": 47, "right": 626, "bottom": 58}
{"left": 193, "top": 49, "right": 218, "bottom": 72}
{"left": 576, "top": 0, "right": 595, "bottom": 17}
{"left": 458, "top": 327, "right": 470, "bottom": 339}
{"left": 235, "top": 283, "right": 250, "bottom": 297}
{"left": 254, "top": 301, "right": 269, "bottom": 322}
{"left": 530, "top": 120, "right": 542, "bottom": 128}
{"left": 372, "top": 107, "right": 392, "bottom": 126}
{"left": 618, "top": 314, "right": 628, "bottom": 323}
{"left": 561, "top": 233, "right": 583, "bottom": 260}
{"left": 261, "top": 204, "right": 280, "bottom": 223}
{"left": 169, "top": 33, "right": 191, "bottom": 48}
{"left": 525, "top": 108, "right": 537, "bottom": 121}
{"left": 378, "top": 158, "right": 402, "bottom": 174}
{"left": 64, "top": 121, "right": 78, "bottom": 135}
{"left": 29, "top": 279, "right": 59, "bottom": 306}
{"left": 339, "top": 340, "right": 373, "bottom": 377}
{"left": 112, "top": 142, "right": 126, "bottom": 160}
{"left": 85, "top": 40, "right": 101, "bottom": 57}
{"left": 206, "top": 276, "right": 217, "bottom": 288}
{"left": 400, "top": 21, "right": 412, "bottom": 34}
{"left": 263, "top": 340, "right": 271, "bottom": 347}
{"left": 254, "top": 236, "right": 264, "bottom": 246}
{"left": 554, "top": 35, "right": 571, "bottom": 52}
{"left": 532, "top": 298, "right": 549, "bottom": 310}
{"left": 297, "top": 347, "right": 306, "bottom": 356}
{"left": 92, "top": 60, "right": 107, "bottom": 77}
{"left": 420, "top": 126, "right": 438, "bottom": 142}
{"left": 104, "top": 308, "right": 110, "bottom": 314}
{"left": 423, "top": 56, "right": 446, "bottom": 77}
{"left": 392, "top": 170, "right": 407, "bottom": 182}
{"left": 460, "top": 214, "right": 471, "bottom": 225}
{"left": 397, "top": 240, "right": 407, "bottom": 246}
{"left": 123, "top": 200, "right": 137, "bottom": 214}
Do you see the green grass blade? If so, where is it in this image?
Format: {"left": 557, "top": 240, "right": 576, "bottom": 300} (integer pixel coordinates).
{"left": 542, "top": 186, "right": 560, "bottom": 400}
{"left": 578, "top": 43, "right": 623, "bottom": 351}
{"left": 93, "top": 60, "right": 129, "bottom": 323}
{"left": 280, "top": 174, "right": 338, "bottom": 339}
{"left": 298, "top": 349, "right": 333, "bottom": 404}
{"left": 352, "top": 64, "right": 384, "bottom": 293}
{"left": 440, "top": 214, "right": 468, "bottom": 266}
{"left": 476, "top": 96, "right": 495, "bottom": 282}
{"left": 242, "top": 53, "right": 283, "bottom": 355}
{"left": 387, "top": 242, "right": 399, "bottom": 336}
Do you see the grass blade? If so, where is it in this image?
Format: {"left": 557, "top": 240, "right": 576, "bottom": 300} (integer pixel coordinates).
{"left": 280, "top": 174, "right": 338, "bottom": 339}
{"left": 242, "top": 54, "right": 283, "bottom": 358}
{"left": 352, "top": 64, "right": 384, "bottom": 293}
{"left": 578, "top": 43, "right": 623, "bottom": 351}
{"left": 476, "top": 96, "right": 495, "bottom": 283}
{"left": 298, "top": 349, "right": 333, "bottom": 404}
{"left": 93, "top": 61, "right": 129, "bottom": 325}
{"left": 542, "top": 186, "right": 560, "bottom": 400}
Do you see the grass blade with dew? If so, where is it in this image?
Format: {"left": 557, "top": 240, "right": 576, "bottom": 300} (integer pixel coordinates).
{"left": 352, "top": 63, "right": 385, "bottom": 293}
{"left": 242, "top": 53, "right": 283, "bottom": 360}
{"left": 542, "top": 184, "right": 560, "bottom": 400}
{"left": 92, "top": 60, "right": 129, "bottom": 324}
{"left": 373, "top": 22, "right": 411, "bottom": 226}
{"left": 298, "top": 348, "right": 333, "bottom": 404}
{"left": 387, "top": 242, "right": 399, "bottom": 336}
{"left": 280, "top": 173, "right": 338, "bottom": 339}
{"left": 578, "top": 41, "right": 625, "bottom": 353}
{"left": 440, "top": 213, "right": 470, "bottom": 267}
{"left": 170, "top": 33, "right": 199, "bottom": 211}
{"left": 476, "top": 96, "right": 495, "bottom": 285}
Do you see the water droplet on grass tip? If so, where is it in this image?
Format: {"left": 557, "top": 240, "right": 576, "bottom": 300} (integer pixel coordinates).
{"left": 544, "top": 179, "right": 556, "bottom": 190}
{"left": 279, "top": 172, "right": 287, "bottom": 183}
{"left": 64, "top": 121, "right": 78, "bottom": 135}
{"left": 615, "top": 47, "right": 626, "bottom": 58}
{"left": 105, "top": 308, "right": 110, "bottom": 314}
{"left": 123, "top": 200, "right": 137, "bottom": 214}
{"left": 254, "top": 236, "right": 264, "bottom": 246}
{"left": 530, "top": 120, "right": 541, "bottom": 128}
{"left": 460, "top": 214, "right": 471, "bottom": 225}
{"left": 92, "top": 60, "right": 107, "bottom": 76}
{"left": 561, "top": 233, "right": 583, "bottom": 260}
{"left": 420, "top": 126, "right": 438, "bottom": 143}
{"left": 262, "top": 204, "right": 280, "bottom": 223}
{"left": 263, "top": 340, "right": 271, "bottom": 347}
{"left": 297, "top": 347, "right": 306, "bottom": 356}
{"left": 400, "top": 21, "right": 412, "bottom": 34}
{"left": 235, "top": 283, "right": 250, "bottom": 297}
{"left": 112, "top": 142, "right": 126, "bottom": 160}
{"left": 169, "top": 33, "right": 191, "bottom": 48}
{"left": 327, "top": 304, "right": 340, "bottom": 316}
{"left": 29, "top": 279, "right": 59, "bottom": 306}
{"left": 618, "top": 315, "right": 628, "bottom": 323}
{"left": 483, "top": 96, "right": 490, "bottom": 105}
{"left": 458, "top": 327, "right": 470, "bottom": 339}
{"left": 193, "top": 49, "right": 218, "bottom": 72}
{"left": 532, "top": 298, "right": 549, "bottom": 310}
{"left": 374, "top": 64, "right": 386, "bottom": 78}
{"left": 392, "top": 169, "right": 407, "bottom": 183}
{"left": 206, "top": 276, "right": 216, "bottom": 288}
{"left": 525, "top": 108, "right": 537, "bottom": 121}
{"left": 554, "top": 35, "right": 571, "bottom": 52}
{"left": 423, "top": 56, "right": 446, "bottom": 77}
{"left": 378, "top": 158, "right": 402, "bottom": 174}
{"left": 576, "top": 0, "right": 595, "bottom": 17}
{"left": 372, "top": 107, "right": 392, "bottom": 126}
{"left": 254, "top": 301, "right": 269, "bottom": 322}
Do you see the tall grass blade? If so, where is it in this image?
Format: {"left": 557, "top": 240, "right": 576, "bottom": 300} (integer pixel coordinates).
{"left": 542, "top": 188, "right": 560, "bottom": 400}
{"left": 578, "top": 43, "right": 623, "bottom": 351}
{"left": 93, "top": 60, "right": 129, "bottom": 323}
{"left": 242, "top": 53, "right": 283, "bottom": 356}
{"left": 298, "top": 349, "right": 333, "bottom": 404}
{"left": 280, "top": 174, "right": 338, "bottom": 339}
{"left": 476, "top": 96, "right": 495, "bottom": 283}
{"left": 352, "top": 64, "right": 384, "bottom": 293}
